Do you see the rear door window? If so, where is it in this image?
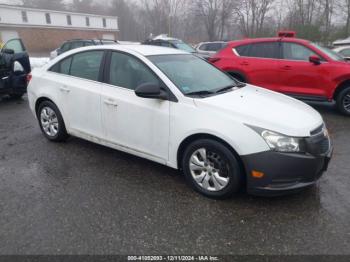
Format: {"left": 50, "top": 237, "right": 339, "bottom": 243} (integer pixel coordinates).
{"left": 61, "top": 43, "right": 71, "bottom": 53}
{"left": 198, "top": 44, "right": 208, "bottom": 51}
{"left": 70, "top": 41, "right": 85, "bottom": 50}
{"left": 236, "top": 42, "right": 279, "bottom": 59}
{"left": 70, "top": 51, "right": 104, "bottom": 81}
{"left": 49, "top": 57, "right": 72, "bottom": 75}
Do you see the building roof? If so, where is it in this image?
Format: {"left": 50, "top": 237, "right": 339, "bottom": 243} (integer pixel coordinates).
{"left": 0, "top": 4, "right": 116, "bottom": 18}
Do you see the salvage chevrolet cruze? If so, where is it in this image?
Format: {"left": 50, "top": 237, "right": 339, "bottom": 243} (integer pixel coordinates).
{"left": 28, "top": 45, "right": 333, "bottom": 198}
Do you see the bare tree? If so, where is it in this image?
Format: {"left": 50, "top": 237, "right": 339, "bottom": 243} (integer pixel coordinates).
{"left": 234, "top": 0, "right": 275, "bottom": 37}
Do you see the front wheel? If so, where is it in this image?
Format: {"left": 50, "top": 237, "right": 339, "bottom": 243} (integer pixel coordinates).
{"left": 182, "top": 139, "right": 243, "bottom": 199}
{"left": 336, "top": 86, "right": 350, "bottom": 116}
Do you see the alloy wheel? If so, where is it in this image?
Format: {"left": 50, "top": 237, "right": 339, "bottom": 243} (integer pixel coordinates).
{"left": 40, "top": 107, "right": 59, "bottom": 137}
{"left": 343, "top": 92, "right": 350, "bottom": 113}
{"left": 189, "top": 148, "right": 230, "bottom": 192}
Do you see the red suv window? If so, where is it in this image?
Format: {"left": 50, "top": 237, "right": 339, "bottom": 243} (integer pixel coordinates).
{"left": 282, "top": 42, "right": 319, "bottom": 61}
{"left": 235, "top": 42, "right": 280, "bottom": 59}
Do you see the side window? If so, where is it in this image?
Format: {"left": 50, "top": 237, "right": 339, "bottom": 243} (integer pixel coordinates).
{"left": 49, "top": 57, "right": 72, "bottom": 75}
{"left": 235, "top": 44, "right": 250, "bottom": 56}
{"left": 60, "top": 57, "right": 72, "bottom": 75}
{"left": 3, "top": 39, "right": 25, "bottom": 53}
{"left": 249, "top": 42, "right": 279, "bottom": 59}
{"left": 70, "top": 51, "right": 104, "bottom": 81}
{"left": 61, "top": 43, "right": 71, "bottom": 52}
{"left": 160, "top": 42, "right": 171, "bottom": 47}
{"left": 207, "top": 43, "right": 222, "bottom": 51}
{"left": 282, "top": 43, "right": 318, "bottom": 61}
{"left": 340, "top": 49, "right": 350, "bottom": 57}
{"left": 199, "top": 44, "right": 208, "bottom": 51}
{"left": 70, "top": 41, "right": 85, "bottom": 50}
{"left": 83, "top": 41, "right": 94, "bottom": 47}
{"left": 108, "top": 52, "right": 159, "bottom": 90}
{"left": 235, "top": 43, "right": 279, "bottom": 59}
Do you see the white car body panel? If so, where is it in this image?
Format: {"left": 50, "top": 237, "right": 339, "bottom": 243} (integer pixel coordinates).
{"left": 28, "top": 45, "right": 324, "bottom": 170}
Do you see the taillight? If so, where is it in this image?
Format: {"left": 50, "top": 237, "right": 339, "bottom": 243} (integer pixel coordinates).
{"left": 208, "top": 57, "right": 221, "bottom": 64}
{"left": 26, "top": 73, "right": 32, "bottom": 84}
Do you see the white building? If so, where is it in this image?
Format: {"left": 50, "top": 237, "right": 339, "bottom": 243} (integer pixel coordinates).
{"left": 0, "top": 4, "right": 119, "bottom": 53}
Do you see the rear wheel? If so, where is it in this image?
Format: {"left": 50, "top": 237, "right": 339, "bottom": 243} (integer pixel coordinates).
{"left": 37, "top": 101, "right": 69, "bottom": 142}
{"left": 182, "top": 139, "right": 243, "bottom": 199}
{"left": 336, "top": 86, "right": 350, "bottom": 116}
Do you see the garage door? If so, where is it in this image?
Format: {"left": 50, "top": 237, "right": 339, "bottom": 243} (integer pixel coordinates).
{"left": 102, "top": 34, "right": 115, "bottom": 40}
{"left": 1, "top": 30, "right": 19, "bottom": 43}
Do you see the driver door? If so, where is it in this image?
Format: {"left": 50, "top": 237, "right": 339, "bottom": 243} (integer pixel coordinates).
{"left": 277, "top": 42, "right": 325, "bottom": 98}
{"left": 101, "top": 51, "right": 170, "bottom": 163}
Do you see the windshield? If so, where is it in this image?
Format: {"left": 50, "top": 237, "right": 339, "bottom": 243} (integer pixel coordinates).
{"left": 148, "top": 54, "right": 237, "bottom": 96}
{"left": 311, "top": 43, "right": 345, "bottom": 61}
{"left": 170, "top": 41, "right": 196, "bottom": 53}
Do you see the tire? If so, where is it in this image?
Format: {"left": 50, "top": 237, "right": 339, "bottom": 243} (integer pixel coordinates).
{"left": 336, "top": 86, "right": 350, "bottom": 116}
{"left": 182, "top": 139, "right": 243, "bottom": 199}
{"left": 9, "top": 93, "right": 24, "bottom": 99}
{"left": 37, "top": 101, "right": 69, "bottom": 142}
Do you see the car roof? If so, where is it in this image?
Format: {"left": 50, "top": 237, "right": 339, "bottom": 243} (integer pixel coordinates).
{"left": 63, "top": 44, "right": 188, "bottom": 56}
{"left": 228, "top": 37, "right": 310, "bottom": 46}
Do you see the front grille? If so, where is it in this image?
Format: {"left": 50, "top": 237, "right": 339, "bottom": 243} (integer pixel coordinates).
{"left": 305, "top": 128, "right": 330, "bottom": 156}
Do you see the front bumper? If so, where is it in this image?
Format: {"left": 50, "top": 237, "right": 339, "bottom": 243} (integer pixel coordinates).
{"left": 242, "top": 149, "right": 333, "bottom": 196}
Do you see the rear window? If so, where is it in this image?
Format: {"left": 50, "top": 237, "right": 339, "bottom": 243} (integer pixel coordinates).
{"left": 207, "top": 43, "right": 226, "bottom": 52}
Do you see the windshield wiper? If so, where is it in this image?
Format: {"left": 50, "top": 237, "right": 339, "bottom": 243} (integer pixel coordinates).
{"left": 186, "top": 90, "right": 214, "bottom": 97}
{"left": 215, "top": 82, "right": 246, "bottom": 94}
{"left": 236, "top": 82, "right": 247, "bottom": 88}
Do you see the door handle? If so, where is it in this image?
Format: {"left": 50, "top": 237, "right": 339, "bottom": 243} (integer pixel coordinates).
{"left": 104, "top": 99, "right": 118, "bottom": 107}
{"left": 282, "top": 65, "right": 292, "bottom": 70}
{"left": 240, "top": 62, "right": 249, "bottom": 66}
{"left": 60, "top": 86, "right": 71, "bottom": 93}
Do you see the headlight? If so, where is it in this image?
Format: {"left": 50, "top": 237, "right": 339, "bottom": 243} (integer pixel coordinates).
{"left": 261, "top": 130, "right": 303, "bottom": 152}
{"left": 248, "top": 126, "right": 305, "bottom": 153}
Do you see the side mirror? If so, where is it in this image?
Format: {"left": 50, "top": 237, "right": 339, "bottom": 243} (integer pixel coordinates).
{"left": 309, "top": 55, "right": 321, "bottom": 65}
{"left": 2, "top": 48, "right": 15, "bottom": 55}
{"left": 135, "top": 82, "right": 168, "bottom": 100}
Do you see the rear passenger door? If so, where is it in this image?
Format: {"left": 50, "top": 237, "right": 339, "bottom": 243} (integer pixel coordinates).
{"left": 49, "top": 50, "right": 105, "bottom": 138}
{"left": 234, "top": 41, "right": 281, "bottom": 91}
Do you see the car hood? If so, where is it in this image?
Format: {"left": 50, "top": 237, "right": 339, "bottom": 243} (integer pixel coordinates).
{"left": 193, "top": 85, "right": 323, "bottom": 137}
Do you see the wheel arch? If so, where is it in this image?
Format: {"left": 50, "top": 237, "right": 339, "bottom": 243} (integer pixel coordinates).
{"left": 177, "top": 133, "right": 246, "bottom": 176}
{"left": 333, "top": 79, "right": 350, "bottom": 100}
{"left": 35, "top": 97, "right": 56, "bottom": 116}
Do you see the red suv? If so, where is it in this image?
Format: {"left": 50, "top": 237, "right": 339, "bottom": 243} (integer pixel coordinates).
{"left": 209, "top": 35, "right": 350, "bottom": 115}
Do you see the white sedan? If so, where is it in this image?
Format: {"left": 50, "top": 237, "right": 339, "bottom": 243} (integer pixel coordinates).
{"left": 27, "top": 45, "right": 332, "bottom": 198}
